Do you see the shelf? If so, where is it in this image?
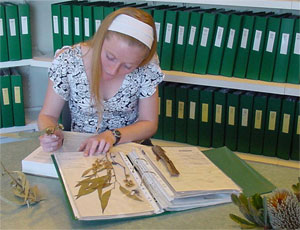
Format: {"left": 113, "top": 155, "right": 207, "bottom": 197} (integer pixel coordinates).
{"left": 149, "top": 0, "right": 300, "bottom": 10}
{"left": 0, "top": 56, "right": 52, "bottom": 69}
{"left": 164, "top": 71, "right": 300, "bottom": 97}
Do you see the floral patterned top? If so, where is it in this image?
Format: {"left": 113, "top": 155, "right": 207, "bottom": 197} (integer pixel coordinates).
{"left": 49, "top": 45, "right": 164, "bottom": 133}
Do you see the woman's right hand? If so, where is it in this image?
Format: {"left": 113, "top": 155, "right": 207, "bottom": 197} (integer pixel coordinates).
{"left": 39, "top": 129, "right": 64, "bottom": 152}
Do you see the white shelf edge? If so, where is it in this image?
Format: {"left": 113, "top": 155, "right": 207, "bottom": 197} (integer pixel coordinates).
{"left": 164, "top": 71, "right": 300, "bottom": 97}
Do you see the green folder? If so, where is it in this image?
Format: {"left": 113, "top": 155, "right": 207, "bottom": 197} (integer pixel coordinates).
{"left": 246, "top": 13, "right": 274, "bottom": 80}
{"left": 186, "top": 86, "right": 203, "bottom": 145}
{"left": 198, "top": 87, "right": 217, "bottom": 147}
{"left": 182, "top": 10, "right": 204, "bottom": 73}
{"left": 93, "top": 3, "right": 106, "bottom": 35}
{"left": 273, "top": 15, "right": 296, "bottom": 83}
{"left": 263, "top": 95, "right": 282, "bottom": 157}
{"left": 225, "top": 90, "right": 243, "bottom": 151}
{"left": 0, "top": 69, "right": 14, "bottom": 128}
{"left": 237, "top": 92, "right": 255, "bottom": 153}
{"left": 51, "top": 2, "right": 63, "bottom": 54}
{"left": 233, "top": 13, "right": 256, "bottom": 78}
{"left": 175, "top": 84, "right": 190, "bottom": 143}
{"left": 103, "top": 2, "right": 124, "bottom": 18}
{"left": 5, "top": 2, "right": 21, "bottom": 61}
{"left": 163, "top": 83, "right": 177, "bottom": 141}
{"left": 18, "top": 3, "right": 32, "bottom": 59}
{"left": 153, "top": 82, "right": 166, "bottom": 140}
{"left": 10, "top": 68, "right": 25, "bottom": 126}
{"left": 73, "top": 3, "right": 84, "bottom": 44}
{"left": 249, "top": 93, "right": 268, "bottom": 155}
{"left": 220, "top": 12, "right": 244, "bottom": 77}
{"left": 277, "top": 96, "right": 296, "bottom": 160}
{"left": 61, "top": 3, "right": 74, "bottom": 46}
{"left": 286, "top": 17, "right": 300, "bottom": 84}
{"left": 0, "top": 3, "right": 9, "bottom": 62}
{"left": 203, "top": 146, "right": 276, "bottom": 196}
{"left": 290, "top": 99, "right": 300, "bottom": 161}
{"left": 207, "top": 10, "right": 235, "bottom": 75}
{"left": 194, "top": 9, "right": 220, "bottom": 74}
{"left": 212, "top": 88, "right": 230, "bottom": 148}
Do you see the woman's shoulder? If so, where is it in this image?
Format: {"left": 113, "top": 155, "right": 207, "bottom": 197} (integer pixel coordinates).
{"left": 53, "top": 44, "right": 82, "bottom": 60}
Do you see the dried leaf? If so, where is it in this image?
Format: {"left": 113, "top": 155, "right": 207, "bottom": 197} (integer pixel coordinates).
{"left": 101, "top": 190, "right": 111, "bottom": 213}
{"left": 76, "top": 182, "right": 97, "bottom": 199}
{"left": 81, "top": 168, "right": 93, "bottom": 177}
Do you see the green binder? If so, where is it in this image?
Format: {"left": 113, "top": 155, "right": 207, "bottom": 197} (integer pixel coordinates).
{"left": 182, "top": 10, "right": 204, "bottom": 73}
{"left": 0, "top": 69, "right": 14, "bottom": 128}
{"left": 18, "top": 3, "right": 32, "bottom": 59}
{"left": 163, "top": 83, "right": 177, "bottom": 141}
{"left": 237, "top": 92, "right": 255, "bottom": 153}
{"left": 5, "top": 2, "right": 21, "bottom": 61}
{"left": 225, "top": 90, "right": 243, "bottom": 151}
{"left": 93, "top": 3, "right": 106, "bottom": 35}
{"left": 246, "top": 13, "right": 274, "bottom": 80}
{"left": 212, "top": 88, "right": 230, "bottom": 148}
{"left": 186, "top": 86, "right": 203, "bottom": 145}
{"left": 290, "top": 99, "right": 300, "bottom": 161}
{"left": 277, "top": 96, "right": 296, "bottom": 160}
{"left": 0, "top": 3, "right": 9, "bottom": 62}
{"left": 73, "top": 3, "right": 84, "bottom": 44}
{"left": 61, "top": 3, "right": 74, "bottom": 46}
{"left": 207, "top": 10, "right": 234, "bottom": 75}
{"left": 220, "top": 12, "right": 244, "bottom": 77}
{"left": 286, "top": 17, "right": 300, "bottom": 84}
{"left": 51, "top": 2, "right": 63, "bottom": 54}
{"left": 10, "top": 68, "right": 25, "bottom": 126}
{"left": 175, "top": 84, "right": 190, "bottom": 143}
{"left": 259, "top": 14, "right": 290, "bottom": 82}
{"left": 263, "top": 95, "right": 282, "bottom": 157}
{"left": 194, "top": 9, "right": 219, "bottom": 74}
{"left": 198, "top": 87, "right": 217, "bottom": 147}
{"left": 153, "top": 82, "right": 166, "bottom": 140}
{"left": 273, "top": 15, "right": 296, "bottom": 83}
{"left": 249, "top": 93, "right": 268, "bottom": 155}
{"left": 233, "top": 13, "right": 256, "bottom": 78}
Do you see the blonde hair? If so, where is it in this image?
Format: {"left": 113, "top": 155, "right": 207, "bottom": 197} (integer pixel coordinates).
{"left": 85, "top": 7, "right": 157, "bottom": 125}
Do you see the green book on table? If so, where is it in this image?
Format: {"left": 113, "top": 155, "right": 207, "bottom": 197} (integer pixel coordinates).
{"left": 225, "top": 90, "right": 243, "bottom": 151}
{"left": 207, "top": 10, "right": 235, "bottom": 75}
{"left": 186, "top": 86, "right": 203, "bottom": 145}
{"left": 175, "top": 84, "right": 190, "bottom": 143}
{"left": 4, "top": 2, "right": 21, "bottom": 61}
{"left": 0, "top": 3, "right": 9, "bottom": 62}
{"left": 0, "top": 69, "right": 14, "bottom": 128}
{"left": 163, "top": 83, "right": 177, "bottom": 141}
{"left": 153, "top": 82, "right": 166, "bottom": 140}
{"left": 51, "top": 2, "right": 63, "bottom": 54}
{"left": 249, "top": 93, "right": 268, "bottom": 155}
{"left": 198, "top": 87, "right": 217, "bottom": 147}
{"left": 290, "top": 99, "right": 300, "bottom": 161}
{"left": 220, "top": 12, "right": 244, "bottom": 77}
{"left": 286, "top": 17, "right": 300, "bottom": 84}
{"left": 246, "top": 12, "right": 274, "bottom": 80}
{"left": 237, "top": 91, "right": 255, "bottom": 153}
{"left": 259, "top": 14, "right": 290, "bottom": 82}
{"left": 10, "top": 68, "right": 25, "bottom": 126}
{"left": 262, "top": 95, "right": 282, "bottom": 157}
{"left": 18, "top": 3, "right": 32, "bottom": 59}
{"left": 277, "top": 96, "right": 296, "bottom": 160}
{"left": 212, "top": 88, "right": 230, "bottom": 148}
{"left": 194, "top": 9, "right": 219, "bottom": 74}
{"left": 273, "top": 15, "right": 296, "bottom": 83}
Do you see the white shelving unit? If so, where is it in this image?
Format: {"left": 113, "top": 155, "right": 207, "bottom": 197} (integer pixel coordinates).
{"left": 1, "top": 0, "right": 299, "bottom": 135}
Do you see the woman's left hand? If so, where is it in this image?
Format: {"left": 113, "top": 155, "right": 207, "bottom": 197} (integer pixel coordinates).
{"left": 78, "top": 130, "right": 115, "bottom": 156}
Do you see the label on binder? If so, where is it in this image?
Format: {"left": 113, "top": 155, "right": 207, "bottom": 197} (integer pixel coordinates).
{"left": 188, "top": 26, "right": 196, "bottom": 45}
{"left": 158, "top": 97, "right": 161, "bottom": 115}
{"left": 84, "top": 18, "right": 90, "bottom": 37}
{"left": 2, "top": 88, "right": 10, "bottom": 105}
{"left": 177, "top": 26, "right": 184, "bottom": 45}
{"left": 201, "top": 103, "right": 208, "bottom": 122}
{"left": 95, "top": 20, "right": 101, "bottom": 32}
{"left": 282, "top": 113, "right": 290, "bottom": 133}
{"left": 294, "top": 33, "right": 300, "bottom": 55}
{"left": 227, "top": 29, "right": 235, "bottom": 49}
{"left": 74, "top": 17, "right": 80, "bottom": 36}
{"left": 63, "top": 17, "right": 69, "bottom": 35}
{"left": 53, "top": 16, "right": 59, "bottom": 34}
{"left": 189, "top": 101, "right": 196, "bottom": 120}
{"left": 240, "top": 28, "right": 249, "bottom": 49}
{"left": 165, "top": 23, "right": 173, "bottom": 43}
{"left": 253, "top": 30, "right": 262, "bottom": 51}
{"left": 200, "top": 27, "right": 209, "bottom": 47}
{"left": 14, "top": 86, "right": 21, "bottom": 104}
{"left": 21, "top": 16, "right": 28, "bottom": 35}
{"left": 178, "top": 101, "right": 184, "bottom": 119}
{"left": 297, "top": 115, "right": 300, "bottom": 135}
{"left": 268, "top": 111, "right": 277, "bottom": 131}
{"left": 0, "top": 19, "right": 3, "bottom": 36}
{"left": 166, "top": 99, "right": 172, "bottom": 117}
{"left": 9, "top": 19, "right": 16, "bottom": 36}
{"left": 228, "top": 106, "right": 235, "bottom": 126}
{"left": 254, "top": 110, "right": 262, "bottom": 129}
{"left": 241, "top": 108, "right": 249, "bottom": 127}
{"left": 214, "top": 26, "right": 224, "bottom": 48}
{"left": 266, "top": 31, "right": 276, "bottom": 53}
{"left": 280, "top": 33, "right": 290, "bottom": 55}
{"left": 215, "top": 104, "right": 222, "bottom": 124}
{"left": 155, "top": 22, "right": 160, "bottom": 42}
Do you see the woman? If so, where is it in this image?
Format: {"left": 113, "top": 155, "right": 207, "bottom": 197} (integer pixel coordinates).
{"left": 38, "top": 7, "right": 164, "bottom": 156}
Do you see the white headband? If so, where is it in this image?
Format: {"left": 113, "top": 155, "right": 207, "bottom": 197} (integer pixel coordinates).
{"left": 108, "top": 14, "right": 154, "bottom": 49}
